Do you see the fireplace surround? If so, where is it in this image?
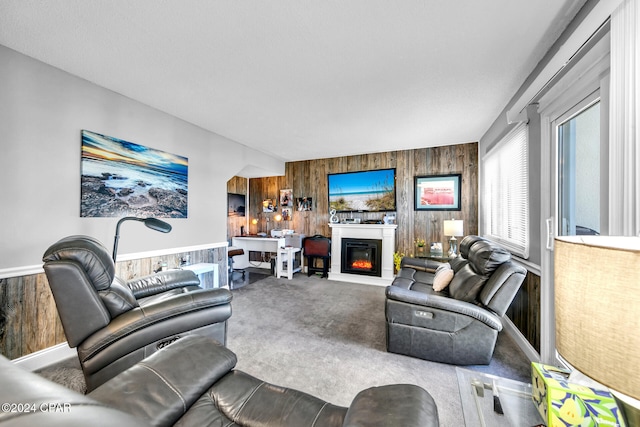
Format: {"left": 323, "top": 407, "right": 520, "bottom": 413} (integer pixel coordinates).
{"left": 329, "top": 223, "right": 397, "bottom": 286}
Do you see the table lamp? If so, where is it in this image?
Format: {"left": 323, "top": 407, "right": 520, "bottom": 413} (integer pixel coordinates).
{"left": 555, "top": 236, "right": 640, "bottom": 426}
{"left": 112, "top": 216, "right": 172, "bottom": 262}
{"left": 443, "top": 219, "right": 464, "bottom": 257}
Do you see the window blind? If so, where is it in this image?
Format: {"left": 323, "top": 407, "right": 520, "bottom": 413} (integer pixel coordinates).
{"left": 482, "top": 122, "right": 529, "bottom": 258}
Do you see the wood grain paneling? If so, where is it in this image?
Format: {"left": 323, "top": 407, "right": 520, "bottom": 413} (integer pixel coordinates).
{"left": 247, "top": 143, "right": 478, "bottom": 257}
{"left": 506, "top": 271, "right": 541, "bottom": 352}
{"left": 227, "top": 176, "right": 249, "bottom": 240}
{"left": 0, "top": 275, "right": 65, "bottom": 359}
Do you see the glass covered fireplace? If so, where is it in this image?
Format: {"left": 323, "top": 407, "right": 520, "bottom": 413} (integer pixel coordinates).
{"left": 341, "top": 238, "right": 382, "bottom": 277}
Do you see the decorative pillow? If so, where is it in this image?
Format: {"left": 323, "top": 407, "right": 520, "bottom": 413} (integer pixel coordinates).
{"left": 432, "top": 263, "right": 454, "bottom": 292}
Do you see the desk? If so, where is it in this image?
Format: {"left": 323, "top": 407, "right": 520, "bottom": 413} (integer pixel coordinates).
{"left": 231, "top": 236, "right": 285, "bottom": 270}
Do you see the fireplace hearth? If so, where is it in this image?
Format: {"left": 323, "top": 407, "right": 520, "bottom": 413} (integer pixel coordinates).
{"left": 341, "top": 238, "right": 382, "bottom": 277}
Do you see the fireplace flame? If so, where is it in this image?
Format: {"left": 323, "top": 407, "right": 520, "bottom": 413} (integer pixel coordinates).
{"left": 352, "top": 260, "right": 373, "bottom": 269}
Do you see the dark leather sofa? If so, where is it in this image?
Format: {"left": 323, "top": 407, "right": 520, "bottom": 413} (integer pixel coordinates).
{"left": 42, "top": 235, "right": 233, "bottom": 391}
{"left": 0, "top": 335, "right": 440, "bottom": 426}
{"left": 385, "top": 235, "right": 527, "bottom": 365}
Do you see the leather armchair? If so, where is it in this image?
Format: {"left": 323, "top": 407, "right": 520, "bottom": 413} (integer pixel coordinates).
{"left": 385, "top": 235, "right": 526, "bottom": 365}
{"left": 0, "top": 335, "right": 440, "bottom": 426}
{"left": 42, "top": 235, "right": 233, "bottom": 391}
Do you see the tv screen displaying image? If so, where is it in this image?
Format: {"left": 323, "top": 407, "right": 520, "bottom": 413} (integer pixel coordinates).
{"left": 328, "top": 168, "right": 396, "bottom": 212}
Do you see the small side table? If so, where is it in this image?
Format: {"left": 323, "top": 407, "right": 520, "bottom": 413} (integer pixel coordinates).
{"left": 276, "top": 247, "right": 302, "bottom": 280}
{"left": 181, "top": 263, "right": 219, "bottom": 288}
{"left": 456, "top": 368, "right": 544, "bottom": 426}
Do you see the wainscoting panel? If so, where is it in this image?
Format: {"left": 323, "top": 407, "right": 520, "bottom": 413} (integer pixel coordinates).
{"left": 0, "top": 274, "right": 66, "bottom": 360}
{"left": 506, "top": 271, "right": 541, "bottom": 353}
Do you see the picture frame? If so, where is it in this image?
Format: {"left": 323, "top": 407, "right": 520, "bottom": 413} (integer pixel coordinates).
{"left": 262, "top": 199, "right": 276, "bottom": 213}
{"left": 81, "top": 130, "right": 188, "bottom": 218}
{"left": 280, "top": 189, "right": 293, "bottom": 207}
{"left": 414, "top": 174, "right": 461, "bottom": 211}
{"left": 430, "top": 242, "right": 443, "bottom": 256}
{"left": 297, "top": 197, "right": 313, "bottom": 211}
{"left": 281, "top": 207, "right": 293, "bottom": 221}
{"left": 227, "top": 193, "right": 246, "bottom": 217}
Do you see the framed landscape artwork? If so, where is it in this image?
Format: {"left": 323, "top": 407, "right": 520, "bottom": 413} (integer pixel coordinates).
{"left": 414, "top": 174, "right": 461, "bottom": 211}
{"left": 81, "top": 130, "right": 188, "bottom": 218}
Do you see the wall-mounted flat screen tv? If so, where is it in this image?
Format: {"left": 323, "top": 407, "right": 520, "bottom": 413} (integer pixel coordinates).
{"left": 328, "top": 168, "right": 396, "bottom": 213}
{"left": 227, "top": 193, "right": 246, "bottom": 217}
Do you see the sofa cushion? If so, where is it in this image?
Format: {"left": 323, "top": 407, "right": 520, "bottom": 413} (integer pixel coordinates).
{"left": 208, "top": 370, "right": 348, "bottom": 427}
{"left": 99, "top": 277, "right": 139, "bottom": 318}
{"left": 432, "top": 264, "right": 454, "bottom": 292}
{"left": 447, "top": 264, "right": 488, "bottom": 302}
{"left": 90, "top": 335, "right": 238, "bottom": 427}
{"left": 448, "top": 255, "right": 468, "bottom": 273}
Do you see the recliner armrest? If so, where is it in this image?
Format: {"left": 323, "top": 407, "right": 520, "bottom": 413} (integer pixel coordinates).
{"left": 385, "top": 285, "right": 502, "bottom": 330}
{"left": 90, "top": 335, "right": 237, "bottom": 427}
{"left": 78, "top": 288, "right": 233, "bottom": 363}
{"left": 127, "top": 269, "right": 201, "bottom": 299}
{"left": 343, "top": 384, "right": 439, "bottom": 427}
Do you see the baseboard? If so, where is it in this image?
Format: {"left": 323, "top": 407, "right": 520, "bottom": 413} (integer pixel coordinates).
{"left": 12, "top": 342, "right": 76, "bottom": 372}
{"left": 503, "top": 316, "right": 541, "bottom": 364}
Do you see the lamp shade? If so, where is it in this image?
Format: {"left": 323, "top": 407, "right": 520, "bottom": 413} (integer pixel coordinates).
{"left": 443, "top": 219, "right": 464, "bottom": 237}
{"left": 554, "top": 236, "right": 640, "bottom": 402}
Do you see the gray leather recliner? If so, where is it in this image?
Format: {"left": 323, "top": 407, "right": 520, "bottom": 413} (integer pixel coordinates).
{"left": 385, "top": 235, "right": 527, "bottom": 365}
{"left": 42, "top": 235, "right": 233, "bottom": 391}
{"left": 0, "top": 335, "right": 440, "bottom": 426}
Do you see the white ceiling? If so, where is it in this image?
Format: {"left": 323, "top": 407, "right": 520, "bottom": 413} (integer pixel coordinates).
{"left": 0, "top": 1, "right": 586, "bottom": 162}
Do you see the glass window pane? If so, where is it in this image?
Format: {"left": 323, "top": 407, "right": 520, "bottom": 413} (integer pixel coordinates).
{"left": 558, "top": 101, "right": 600, "bottom": 236}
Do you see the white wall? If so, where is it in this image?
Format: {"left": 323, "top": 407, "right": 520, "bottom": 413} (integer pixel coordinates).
{"left": 0, "top": 45, "right": 284, "bottom": 270}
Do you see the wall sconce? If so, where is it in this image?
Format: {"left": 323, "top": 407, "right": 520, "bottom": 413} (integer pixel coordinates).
{"left": 443, "top": 219, "right": 464, "bottom": 257}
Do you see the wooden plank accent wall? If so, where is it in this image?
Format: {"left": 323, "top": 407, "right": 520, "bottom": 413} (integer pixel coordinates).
{"left": 227, "top": 176, "right": 249, "bottom": 241}
{"left": 506, "top": 271, "right": 541, "bottom": 353}
{"left": 0, "top": 246, "right": 226, "bottom": 359}
{"left": 0, "top": 275, "right": 66, "bottom": 359}
{"left": 247, "top": 143, "right": 479, "bottom": 257}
